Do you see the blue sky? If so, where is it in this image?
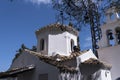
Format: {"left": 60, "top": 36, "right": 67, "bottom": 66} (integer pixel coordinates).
{"left": 0, "top": 0, "right": 91, "bottom": 72}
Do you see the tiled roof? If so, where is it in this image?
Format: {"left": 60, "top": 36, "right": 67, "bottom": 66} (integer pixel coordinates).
{"left": 80, "top": 58, "right": 112, "bottom": 70}
{"left": 24, "top": 49, "right": 85, "bottom": 73}
{"left": 0, "top": 65, "right": 35, "bottom": 78}
{"left": 10, "top": 49, "right": 111, "bottom": 74}
{"left": 24, "top": 49, "right": 87, "bottom": 62}
{"left": 79, "top": 58, "right": 112, "bottom": 75}
{"left": 35, "top": 23, "right": 79, "bottom": 36}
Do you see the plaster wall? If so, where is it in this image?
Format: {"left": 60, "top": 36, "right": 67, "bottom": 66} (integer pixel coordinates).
{"left": 99, "top": 70, "right": 112, "bottom": 80}
{"left": 97, "top": 45, "right": 120, "bottom": 80}
{"left": 78, "top": 49, "right": 97, "bottom": 62}
{"left": 36, "top": 29, "right": 77, "bottom": 56}
{"left": 98, "top": 20, "right": 120, "bottom": 48}
{"left": 36, "top": 30, "right": 48, "bottom": 55}
{"left": 48, "top": 31, "right": 77, "bottom": 56}
{"left": 10, "top": 52, "right": 59, "bottom": 80}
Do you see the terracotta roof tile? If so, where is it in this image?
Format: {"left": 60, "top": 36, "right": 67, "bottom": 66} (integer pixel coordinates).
{"left": 0, "top": 65, "right": 35, "bottom": 78}
{"left": 35, "top": 23, "right": 79, "bottom": 36}
{"left": 80, "top": 58, "right": 112, "bottom": 70}
{"left": 24, "top": 49, "right": 80, "bottom": 73}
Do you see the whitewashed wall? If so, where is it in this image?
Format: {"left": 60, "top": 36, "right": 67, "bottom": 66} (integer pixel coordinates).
{"left": 77, "top": 49, "right": 97, "bottom": 62}
{"left": 99, "top": 70, "right": 112, "bottom": 80}
{"left": 98, "top": 45, "right": 120, "bottom": 80}
{"left": 10, "top": 52, "right": 59, "bottom": 80}
{"left": 48, "top": 31, "right": 77, "bottom": 56}
{"left": 98, "top": 20, "right": 120, "bottom": 48}
{"left": 77, "top": 50, "right": 112, "bottom": 80}
{"left": 36, "top": 27, "right": 78, "bottom": 56}
{"left": 97, "top": 16, "right": 120, "bottom": 80}
{"left": 36, "top": 30, "right": 48, "bottom": 55}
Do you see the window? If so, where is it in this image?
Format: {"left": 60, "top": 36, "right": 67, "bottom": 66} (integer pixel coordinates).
{"left": 40, "top": 39, "right": 44, "bottom": 51}
{"left": 71, "top": 39, "right": 74, "bottom": 52}
{"left": 115, "top": 27, "right": 120, "bottom": 44}
{"left": 106, "top": 30, "right": 115, "bottom": 46}
{"left": 39, "top": 74, "right": 48, "bottom": 80}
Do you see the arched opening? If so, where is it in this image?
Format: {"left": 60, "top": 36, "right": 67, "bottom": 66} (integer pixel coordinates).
{"left": 106, "top": 30, "right": 115, "bottom": 46}
{"left": 110, "top": 13, "right": 116, "bottom": 20}
{"left": 115, "top": 27, "right": 120, "bottom": 44}
{"left": 40, "top": 39, "right": 45, "bottom": 51}
{"left": 71, "top": 39, "right": 74, "bottom": 52}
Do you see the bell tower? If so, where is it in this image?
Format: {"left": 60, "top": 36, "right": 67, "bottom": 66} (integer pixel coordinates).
{"left": 97, "top": 7, "right": 120, "bottom": 80}
{"left": 98, "top": 7, "right": 120, "bottom": 48}
{"left": 35, "top": 23, "right": 79, "bottom": 56}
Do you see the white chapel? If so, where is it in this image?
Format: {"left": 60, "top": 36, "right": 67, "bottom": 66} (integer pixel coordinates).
{"left": 0, "top": 23, "right": 112, "bottom": 80}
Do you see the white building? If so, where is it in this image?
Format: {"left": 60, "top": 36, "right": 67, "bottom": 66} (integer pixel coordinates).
{"left": 0, "top": 23, "right": 111, "bottom": 80}
{"left": 97, "top": 7, "right": 120, "bottom": 80}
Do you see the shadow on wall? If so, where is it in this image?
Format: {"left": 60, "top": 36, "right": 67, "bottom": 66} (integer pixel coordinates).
{"left": 116, "top": 77, "right": 120, "bottom": 80}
